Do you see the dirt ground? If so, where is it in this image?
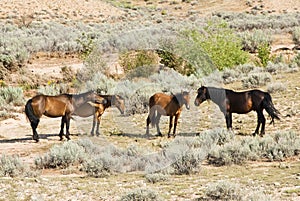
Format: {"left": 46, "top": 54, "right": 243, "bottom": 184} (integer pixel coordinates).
{"left": 1, "top": 0, "right": 300, "bottom": 200}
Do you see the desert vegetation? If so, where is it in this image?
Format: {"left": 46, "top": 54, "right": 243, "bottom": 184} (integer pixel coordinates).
{"left": 0, "top": 0, "right": 300, "bottom": 200}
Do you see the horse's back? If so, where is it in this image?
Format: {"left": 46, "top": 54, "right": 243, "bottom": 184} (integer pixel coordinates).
{"left": 149, "top": 93, "right": 171, "bottom": 108}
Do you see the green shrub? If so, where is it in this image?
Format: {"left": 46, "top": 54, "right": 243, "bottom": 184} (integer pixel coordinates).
{"left": 179, "top": 20, "right": 250, "bottom": 74}
{"left": 0, "top": 86, "right": 24, "bottom": 106}
{"left": 257, "top": 42, "right": 273, "bottom": 67}
{"left": 119, "top": 50, "right": 159, "bottom": 73}
{"left": 119, "top": 188, "right": 162, "bottom": 201}
{"left": 0, "top": 154, "right": 26, "bottom": 177}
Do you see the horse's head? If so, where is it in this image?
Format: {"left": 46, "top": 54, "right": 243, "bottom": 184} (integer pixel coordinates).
{"left": 112, "top": 95, "right": 125, "bottom": 115}
{"left": 194, "top": 86, "right": 208, "bottom": 106}
{"left": 180, "top": 91, "right": 190, "bottom": 110}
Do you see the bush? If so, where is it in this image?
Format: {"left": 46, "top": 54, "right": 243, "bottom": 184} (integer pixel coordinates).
{"left": 239, "top": 29, "right": 272, "bottom": 53}
{"left": 35, "top": 141, "right": 87, "bottom": 169}
{"left": 257, "top": 42, "right": 273, "bottom": 67}
{"left": 179, "top": 20, "right": 250, "bottom": 74}
{"left": 119, "top": 188, "right": 162, "bottom": 201}
{"left": 205, "top": 180, "right": 242, "bottom": 200}
{"left": 83, "top": 155, "right": 117, "bottom": 178}
{"left": 242, "top": 71, "right": 272, "bottom": 88}
{"left": 119, "top": 50, "right": 159, "bottom": 74}
{"left": 0, "top": 154, "right": 26, "bottom": 177}
{"left": 208, "top": 141, "right": 253, "bottom": 166}
{"left": 292, "top": 26, "right": 300, "bottom": 45}
{"left": 0, "top": 86, "right": 24, "bottom": 106}
{"left": 267, "top": 82, "right": 286, "bottom": 93}
{"left": 145, "top": 173, "right": 168, "bottom": 183}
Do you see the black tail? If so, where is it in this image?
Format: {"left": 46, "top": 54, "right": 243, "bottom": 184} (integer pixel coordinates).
{"left": 25, "top": 99, "right": 39, "bottom": 124}
{"left": 263, "top": 93, "right": 280, "bottom": 124}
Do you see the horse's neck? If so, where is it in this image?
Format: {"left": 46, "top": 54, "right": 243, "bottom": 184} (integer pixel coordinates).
{"left": 207, "top": 87, "right": 227, "bottom": 106}
{"left": 172, "top": 95, "right": 183, "bottom": 108}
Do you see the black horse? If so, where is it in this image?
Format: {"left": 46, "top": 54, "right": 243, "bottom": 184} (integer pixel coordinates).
{"left": 194, "top": 86, "right": 280, "bottom": 136}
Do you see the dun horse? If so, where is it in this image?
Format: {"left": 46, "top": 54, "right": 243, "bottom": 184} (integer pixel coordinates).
{"left": 146, "top": 91, "right": 190, "bottom": 137}
{"left": 194, "top": 86, "right": 280, "bottom": 136}
{"left": 73, "top": 95, "right": 125, "bottom": 136}
{"left": 25, "top": 91, "right": 104, "bottom": 142}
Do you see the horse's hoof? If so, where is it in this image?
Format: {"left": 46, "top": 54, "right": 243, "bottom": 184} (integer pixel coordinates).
{"left": 34, "top": 139, "right": 39, "bottom": 143}
{"left": 252, "top": 132, "right": 257, "bottom": 137}
{"left": 155, "top": 133, "right": 163, "bottom": 137}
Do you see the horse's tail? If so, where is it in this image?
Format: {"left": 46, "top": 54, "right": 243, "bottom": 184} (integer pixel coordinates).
{"left": 25, "top": 99, "right": 39, "bottom": 124}
{"left": 263, "top": 92, "right": 280, "bottom": 124}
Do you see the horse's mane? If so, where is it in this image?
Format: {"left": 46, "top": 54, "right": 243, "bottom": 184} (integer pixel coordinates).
{"left": 206, "top": 87, "right": 228, "bottom": 102}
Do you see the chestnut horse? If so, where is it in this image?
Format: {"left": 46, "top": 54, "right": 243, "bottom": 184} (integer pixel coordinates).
{"left": 146, "top": 91, "right": 190, "bottom": 137}
{"left": 73, "top": 95, "right": 125, "bottom": 136}
{"left": 194, "top": 86, "right": 280, "bottom": 136}
{"left": 25, "top": 91, "right": 104, "bottom": 142}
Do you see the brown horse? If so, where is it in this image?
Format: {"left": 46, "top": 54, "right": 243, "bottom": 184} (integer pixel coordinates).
{"left": 73, "top": 95, "right": 125, "bottom": 136}
{"left": 146, "top": 91, "right": 190, "bottom": 137}
{"left": 194, "top": 86, "right": 280, "bottom": 136}
{"left": 25, "top": 91, "right": 105, "bottom": 142}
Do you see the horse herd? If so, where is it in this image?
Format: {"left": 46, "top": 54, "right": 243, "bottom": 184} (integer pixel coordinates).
{"left": 25, "top": 86, "right": 280, "bottom": 142}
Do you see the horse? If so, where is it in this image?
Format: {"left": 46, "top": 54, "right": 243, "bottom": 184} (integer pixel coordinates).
{"left": 73, "top": 95, "right": 125, "bottom": 136}
{"left": 25, "top": 91, "right": 105, "bottom": 142}
{"left": 146, "top": 91, "right": 190, "bottom": 137}
{"left": 194, "top": 86, "right": 280, "bottom": 136}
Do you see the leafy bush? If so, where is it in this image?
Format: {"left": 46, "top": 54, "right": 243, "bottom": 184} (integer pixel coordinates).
{"left": 292, "top": 26, "right": 300, "bottom": 45}
{"left": 171, "top": 149, "right": 203, "bottom": 175}
{"left": 267, "top": 82, "right": 286, "bottom": 93}
{"left": 145, "top": 173, "right": 169, "bottom": 183}
{"left": 205, "top": 180, "right": 242, "bottom": 200}
{"left": 257, "top": 42, "right": 273, "bottom": 67}
{"left": 35, "top": 141, "right": 87, "bottom": 169}
{"left": 0, "top": 154, "right": 26, "bottom": 177}
{"left": 208, "top": 141, "right": 253, "bottom": 166}
{"left": 242, "top": 71, "right": 272, "bottom": 88}
{"left": 0, "top": 86, "right": 24, "bottom": 106}
{"left": 239, "top": 29, "right": 272, "bottom": 53}
{"left": 83, "top": 155, "right": 117, "bottom": 178}
{"left": 179, "top": 20, "right": 249, "bottom": 74}
{"left": 119, "top": 188, "right": 162, "bottom": 201}
{"left": 119, "top": 50, "right": 159, "bottom": 74}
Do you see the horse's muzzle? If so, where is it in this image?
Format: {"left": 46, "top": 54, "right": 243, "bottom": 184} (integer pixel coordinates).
{"left": 186, "top": 104, "right": 190, "bottom": 110}
{"left": 194, "top": 98, "right": 201, "bottom": 106}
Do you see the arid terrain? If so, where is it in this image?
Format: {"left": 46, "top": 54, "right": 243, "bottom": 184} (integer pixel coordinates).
{"left": 0, "top": 0, "right": 300, "bottom": 200}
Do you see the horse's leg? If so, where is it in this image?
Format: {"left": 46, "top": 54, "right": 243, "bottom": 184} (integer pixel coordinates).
{"left": 31, "top": 119, "right": 40, "bottom": 142}
{"left": 259, "top": 112, "right": 266, "bottom": 137}
{"left": 173, "top": 114, "right": 180, "bottom": 137}
{"left": 90, "top": 115, "right": 96, "bottom": 136}
{"left": 146, "top": 115, "right": 150, "bottom": 135}
{"left": 66, "top": 114, "right": 71, "bottom": 140}
{"left": 59, "top": 116, "right": 65, "bottom": 141}
{"left": 95, "top": 115, "right": 101, "bottom": 136}
{"left": 225, "top": 112, "right": 232, "bottom": 130}
{"left": 168, "top": 116, "right": 173, "bottom": 138}
{"left": 65, "top": 115, "right": 71, "bottom": 140}
{"left": 156, "top": 113, "right": 162, "bottom": 137}
{"left": 253, "top": 111, "right": 262, "bottom": 136}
